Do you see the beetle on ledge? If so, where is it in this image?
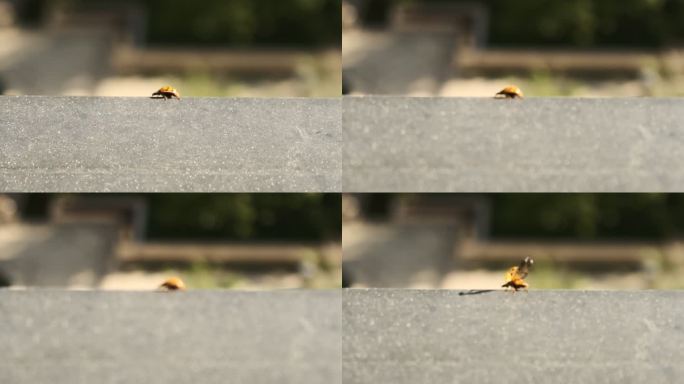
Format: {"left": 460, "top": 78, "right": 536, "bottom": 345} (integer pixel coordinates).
{"left": 151, "top": 86, "right": 181, "bottom": 100}
{"left": 159, "top": 277, "right": 186, "bottom": 291}
{"left": 495, "top": 85, "right": 524, "bottom": 99}
{"left": 502, "top": 257, "right": 533, "bottom": 292}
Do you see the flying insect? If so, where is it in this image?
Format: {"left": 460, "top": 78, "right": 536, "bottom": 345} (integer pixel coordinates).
{"left": 502, "top": 257, "right": 533, "bottom": 291}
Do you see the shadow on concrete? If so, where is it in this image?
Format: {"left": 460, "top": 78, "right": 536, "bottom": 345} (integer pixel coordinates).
{"left": 458, "top": 289, "right": 495, "bottom": 296}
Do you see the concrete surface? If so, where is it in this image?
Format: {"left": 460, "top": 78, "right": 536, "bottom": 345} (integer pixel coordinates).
{"left": 343, "top": 289, "right": 684, "bottom": 384}
{"left": 0, "top": 290, "right": 341, "bottom": 384}
{"left": 0, "top": 96, "right": 340, "bottom": 192}
{"left": 344, "top": 97, "right": 684, "bottom": 192}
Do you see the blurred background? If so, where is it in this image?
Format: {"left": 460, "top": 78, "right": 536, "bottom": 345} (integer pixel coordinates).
{"left": 0, "top": 0, "right": 341, "bottom": 97}
{"left": 0, "top": 193, "right": 341, "bottom": 289}
{"left": 343, "top": 193, "right": 684, "bottom": 289}
{"left": 343, "top": 0, "right": 684, "bottom": 96}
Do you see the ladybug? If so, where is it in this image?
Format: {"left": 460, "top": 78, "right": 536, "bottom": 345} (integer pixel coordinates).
{"left": 159, "top": 277, "right": 186, "bottom": 291}
{"left": 495, "top": 85, "right": 524, "bottom": 99}
{"left": 502, "top": 257, "right": 533, "bottom": 292}
{"left": 151, "top": 86, "right": 181, "bottom": 100}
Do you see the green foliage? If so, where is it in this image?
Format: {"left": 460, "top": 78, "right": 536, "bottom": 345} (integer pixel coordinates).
{"left": 181, "top": 261, "right": 243, "bottom": 288}
{"left": 146, "top": 193, "right": 341, "bottom": 241}
{"left": 485, "top": 0, "right": 684, "bottom": 47}
{"left": 143, "top": 0, "right": 340, "bottom": 46}
{"left": 489, "top": 193, "right": 684, "bottom": 240}
{"left": 60, "top": 0, "right": 340, "bottom": 46}
{"left": 381, "top": 0, "right": 684, "bottom": 47}
{"left": 526, "top": 258, "right": 586, "bottom": 289}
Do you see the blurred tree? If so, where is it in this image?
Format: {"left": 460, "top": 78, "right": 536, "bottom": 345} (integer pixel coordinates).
{"left": 147, "top": 193, "right": 341, "bottom": 241}
{"left": 18, "top": 193, "right": 340, "bottom": 241}
{"left": 145, "top": 0, "right": 340, "bottom": 46}
{"left": 62, "top": 0, "right": 340, "bottom": 47}
{"left": 374, "top": 0, "right": 684, "bottom": 47}
{"left": 489, "top": 193, "right": 684, "bottom": 240}
{"left": 356, "top": 193, "right": 684, "bottom": 240}
{"left": 9, "top": 0, "right": 49, "bottom": 24}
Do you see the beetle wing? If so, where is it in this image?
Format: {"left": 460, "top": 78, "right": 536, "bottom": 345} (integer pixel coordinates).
{"left": 520, "top": 257, "right": 535, "bottom": 278}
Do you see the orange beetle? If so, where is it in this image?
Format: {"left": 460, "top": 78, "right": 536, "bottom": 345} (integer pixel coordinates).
{"left": 151, "top": 85, "right": 181, "bottom": 100}
{"left": 159, "top": 277, "right": 186, "bottom": 291}
{"left": 495, "top": 85, "right": 524, "bottom": 99}
{"left": 502, "top": 257, "right": 533, "bottom": 291}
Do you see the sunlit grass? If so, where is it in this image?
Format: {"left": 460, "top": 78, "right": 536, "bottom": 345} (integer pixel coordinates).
{"left": 157, "top": 252, "right": 342, "bottom": 290}
{"left": 179, "top": 261, "right": 244, "bottom": 289}
{"left": 165, "top": 54, "right": 340, "bottom": 98}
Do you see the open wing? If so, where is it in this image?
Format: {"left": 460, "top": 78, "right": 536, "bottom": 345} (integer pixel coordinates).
{"left": 516, "top": 257, "right": 533, "bottom": 279}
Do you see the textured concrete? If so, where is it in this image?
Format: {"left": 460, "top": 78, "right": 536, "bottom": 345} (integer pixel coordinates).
{"left": 0, "top": 96, "right": 340, "bottom": 192}
{"left": 0, "top": 290, "right": 341, "bottom": 384}
{"left": 344, "top": 97, "right": 684, "bottom": 192}
{"left": 343, "top": 289, "right": 684, "bottom": 384}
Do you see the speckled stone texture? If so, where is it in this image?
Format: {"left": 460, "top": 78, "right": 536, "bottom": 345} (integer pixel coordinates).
{"left": 343, "top": 289, "right": 684, "bottom": 384}
{"left": 344, "top": 97, "right": 684, "bottom": 192}
{"left": 0, "top": 96, "right": 340, "bottom": 192}
{"left": 0, "top": 290, "right": 341, "bottom": 384}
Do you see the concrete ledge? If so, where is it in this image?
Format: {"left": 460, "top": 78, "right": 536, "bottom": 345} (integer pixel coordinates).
{"left": 343, "top": 97, "right": 684, "bottom": 192}
{"left": 0, "top": 96, "right": 341, "bottom": 192}
{"left": 0, "top": 290, "right": 341, "bottom": 384}
{"left": 343, "top": 289, "right": 684, "bottom": 383}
